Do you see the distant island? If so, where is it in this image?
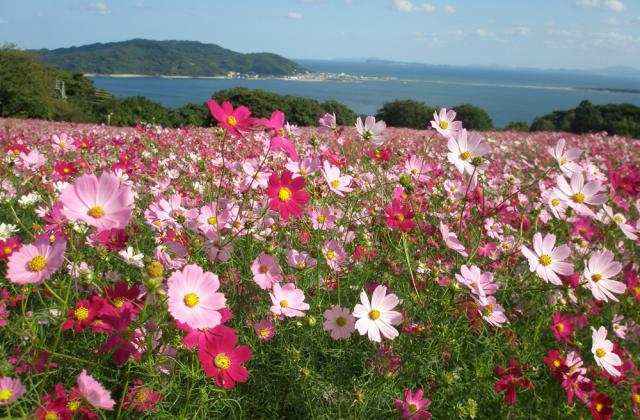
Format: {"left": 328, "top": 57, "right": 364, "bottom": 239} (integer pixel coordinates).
{"left": 35, "top": 39, "right": 307, "bottom": 77}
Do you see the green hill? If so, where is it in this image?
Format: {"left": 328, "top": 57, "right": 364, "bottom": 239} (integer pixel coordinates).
{"left": 35, "top": 39, "right": 306, "bottom": 77}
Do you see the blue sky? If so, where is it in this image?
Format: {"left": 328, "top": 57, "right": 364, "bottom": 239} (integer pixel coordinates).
{"left": 1, "top": 0, "right": 639, "bottom": 69}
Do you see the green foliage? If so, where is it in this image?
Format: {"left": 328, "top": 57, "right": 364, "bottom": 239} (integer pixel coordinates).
{"left": 107, "top": 96, "right": 171, "bottom": 127}
{"left": 168, "top": 103, "right": 212, "bottom": 127}
{"left": 37, "top": 39, "right": 306, "bottom": 77}
{"left": 212, "top": 87, "right": 356, "bottom": 126}
{"left": 452, "top": 103, "right": 494, "bottom": 130}
{"left": 375, "top": 99, "right": 437, "bottom": 129}
{"left": 503, "top": 121, "right": 530, "bottom": 132}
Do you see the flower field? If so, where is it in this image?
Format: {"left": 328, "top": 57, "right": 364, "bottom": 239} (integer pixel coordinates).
{"left": 0, "top": 104, "right": 639, "bottom": 419}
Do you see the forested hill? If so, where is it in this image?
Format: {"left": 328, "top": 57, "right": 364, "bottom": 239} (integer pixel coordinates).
{"left": 35, "top": 39, "right": 306, "bottom": 77}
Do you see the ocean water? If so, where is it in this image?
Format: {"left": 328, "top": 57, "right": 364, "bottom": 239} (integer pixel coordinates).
{"left": 89, "top": 59, "right": 640, "bottom": 128}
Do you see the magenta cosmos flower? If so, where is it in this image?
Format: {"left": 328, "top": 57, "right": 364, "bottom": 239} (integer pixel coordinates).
{"left": 257, "top": 110, "right": 299, "bottom": 160}
{"left": 59, "top": 172, "right": 134, "bottom": 231}
{"left": 76, "top": 370, "right": 115, "bottom": 410}
{"left": 323, "top": 304, "right": 356, "bottom": 340}
{"left": 520, "top": 232, "right": 573, "bottom": 285}
{"left": 353, "top": 285, "right": 402, "bottom": 342}
{"left": 198, "top": 328, "right": 252, "bottom": 389}
{"left": 583, "top": 249, "right": 626, "bottom": 302}
{"left": 7, "top": 236, "right": 66, "bottom": 284}
{"left": 395, "top": 388, "right": 432, "bottom": 419}
{"left": 167, "top": 264, "right": 226, "bottom": 330}
{"left": 269, "top": 283, "right": 309, "bottom": 317}
{"left": 267, "top": 170, "right": 309, "bottom": 220}
{"left": 207, "top": 99, "right": 256, "bottom": 138}
{"left": 0, "top": 377, "right": 26, "bottom": 405}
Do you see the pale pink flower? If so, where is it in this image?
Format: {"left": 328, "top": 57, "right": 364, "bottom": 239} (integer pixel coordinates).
{"left": 309, "top": 207, "right": 336, "bottom": 230}
{"left": 285, "top": 157, "right": 320, "bottom": 178}
{"left": 318, "top": 112, "right": 337, "bottom": 134}
{"left": 455, "top": 265, "right": 498, "bottom": 297}
{"left": 204, "top": 230, "right": 233, "bottom": 264}
{"left": 0, "top": 377, "right": 26, "bottom": 405}
{"left": 446, "top": 129, "right": 489, "bottom": 177}
{"left": 19, "top": 149, "right": 46, "bottom": 170}
{"left": 583, "top": 249, "right": 625, "bottom": 302}
{"left": 269, "top": 283, "right": 309, "bottom": 317}
{"left": 612, "top": 314, "right": 627, "bottom": 340}
{"left": 52, "top": 133, "right": 76, "bottom": 153}
{"left": 197, "top": 201, "right": 231, "bottom": 232}
{"left": 76, "top": 369, "right": 115, "bottom": 410}
{"left": 546, "top": 188, "right": 569, "bottom": 219}
{"left": 555, "top": 172, "right": 606, "bottom": 218}
{"left": 323, "top": 304, "right": 356, "bottom": 340}
{"left": 404, "top": 155, "right": 429, "bottom": 181}
{"left": 475, "top": 295, "right": 508, "bottom": 327}
{"left": 548, "top": 138, "right": 581, "bottom": 175}
{"left": 251, "top": 253, "right": 282, "bottom": 290}
{"left": 431, "top": 108, "right": 463, "bottom": 137}
{"left": 439, "top": 222, "right": 468, "bottom": 257}
{"left": 603, "top": 204, "right": 638, "bottom": 240}
{"left": 254, "top": 319, "right": 275, "bottom": 341}
{"left": 59, "top": 172, "right": 134, "bottom": 231}
{"left": 321, "top": 161, "right": 353, "bottom": 197}
{"left": 287, "top": 249, "right": 317, "bottom": 270}
{"left": 591, "top": 326, "right": 622, "bottom": 377}
{"left": 322, "top": 239, "right": 347, "bottom": 271}
{"left": 520, "top": 232, "right": 573, "bottom": 285}
{"left": 355, "top": 115, "right": 386, "bottom": 146}
{"left": 353, "top": 285, "right": 402, "bottom": 342}
{"left": 167, "top": 264, "right": 226, "bottom": 329}
{"left": 7, "top": 236, "right": 67, "bottom": 284}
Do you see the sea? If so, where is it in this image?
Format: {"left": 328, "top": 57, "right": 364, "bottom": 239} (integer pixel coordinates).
{"left": 89, "top": 59, "right": 640, "bottom": 128}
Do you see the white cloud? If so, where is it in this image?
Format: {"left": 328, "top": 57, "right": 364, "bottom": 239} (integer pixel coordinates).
{"left": 87, "top": 2, "right": 111, "bottom": 15}
{"left": 287, "top": 11, "right": 303, "bottom": 19}
{"left": 443, "top": 4, "right": 455, "bottom": 14}
{"left": 394, "top": 0, "right": 435, "bottom": 13}
{"left": 474, "top": 29, "right": 495, "bottom": 38}
{"left": 576, "top": 0, "right": 598, "bottom": 7}
{"left": 603, "top": 0, "right": 624, "bottom": 12}
{"left": 605, "top": 17, "right": 619, "bottom": 25}
{"left": 504, "top": 26, "right": 530, "bottom": 37}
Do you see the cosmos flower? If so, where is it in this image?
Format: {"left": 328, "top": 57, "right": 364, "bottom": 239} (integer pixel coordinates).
{"left": 321, "top": 160, "right": 353, "bottom": 197}
{"left": 583, "top": 249, "right": 626, "bottom": 302}
{"left": 0, "top": 377, "right": 26, "bottom": 406}
{"left": 591, "top": 326, "right": 622, "bottom": 377}
{"left": 59, "top": 172, "right": 134, "bottom": 231}
{"left": 322, "top": 304, "right": 356, "bottom": 340}
{"left": 7, "top": 236, "right": 67, "bottom": 284}
{"left": 548, "top": 138, "right": 581, "bottom": 175}
{"left": 439, "top": 222, "right": 468, "bottom": 257}
{"left": 555, "top": 172, "right": 606, "bottom": 218}
{"left": 395, "top": 388, "right": 432, "bottom": 419}
{"left": 603, "top": 204, "right": 637, "bottom": 240}
{"left": 355, "top": 115, "right": 386, "bottom": 146}
{"left": 198, "top": 328, "right": 252, "bottom": 389}
{"left": 207, "top": 99, "right": 256, "bottom": 138}
{"left": 167, "top": 264, "right": 226, "bottom": 330}
{"left": 75, "top": 370, "right": 115, "bottom": 410}
{"left": 251, "top": 253, "right": 283, "bottom": 290}
{"left": 446, "top": 129, "right": 489, "bottom": 177}
{"left": 267, "top": 169, "right": 309, "bottom": 220}
{"left": 431, "top": 108, "right": 463, "bottom": 137}
{"left": 257, "top": 110, "right": 299, "bottom": 161}
{"left": 353, "top": 285, "right": 402, "bottom": 342}
{"left": 520, "top": 232, "right": 573, "bottom": 285}
{"left": 269, "top": 283, "right": 309, "bottom": 317}
{"left": 455, "top": 265, "right": 498, "bottom": 297}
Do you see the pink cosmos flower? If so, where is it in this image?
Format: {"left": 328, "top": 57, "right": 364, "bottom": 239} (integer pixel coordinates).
{"left": 257, "top": 110, "right": 299, "bottom": 160}
{"left": 395, "top": 388, "right": 432, "bottom": 419}
{"left": 269, "top": 283, "right": 309, "bottom": 317}
{"left": 59, "top": 172, "right": 134, "bottom": 231}
{"left": 251, "top": 253, "right": 283, "bottom": 290}
{"left": 76, "top": 370, "right": 115, "bottom": 410}
{"left": 603, "top": 204, "right": 638, "bottom": 240}
{"left": 197, "top": 201, "right": 231, "bottom": 233}
{"left": 254, "top": 319, "right": 275, "bottom": 341}
{"left": 287, "top": 249, "right": 317, "bottom": 270}
{"left": 167, "top": 264, "right": 226, "bottom": 330}
{"left": 198, "top": 328, "right": 252, "bottom": 389}
{"left": 355, "top": 115, "right": 386, "bottom": 146}
{"left": 520, "top": 232, "right": 573, "bottom": 285}
{"left": 19, "top": 149, "right": 46, "bottom": 170}
{"left": 446, "top": 129, "right": 489, "bottom": 177}
{"left": 323, "top": 304, "right": 356, "bottom": 340}
{"left": 0, "top": 377, "right": 26, "bottom": 405}
{"left": 318, "top": 112, "right": 337, "bottom": 134}
{"left": 591, "top": 326, "right": 622, "bottom": 377}
{"left": 52, "top": 133, "right": 76, "bottom": 153}
{"left": 555, "top": 172, "right": 606, "bottom": 218}
{"left": 439, "top": 222, "right": 468, "bottom": 257}
{"left": 309, "top": 207, "right": 336, "bottom": 230}
{"left": 321, "top": 160, "right": 353, "bottom": 197}
{"left": 267, "top": 170, "right": 310, "bottom": 220}
{"left": 583, "top": 249, "right": 626, "bottom": 302}
{"left": 207, "top": 99, "right": 256, "bottom": 138}
{"left": 7, "top": 236, "right": 67, "bottom": 284}
{"left": 322, "top": 239, "right": 347, "bottom": 271}
{"left": 455, "top": 265, "right": 498, "bottom": 297}
{"left": 476, "top": 295, "right": 508, "bottom": 327}
{"left": 404, "top": 155, "right": 429, "bottom": 181}
{"left": 548, "top": 138, "right": 581, "bottom": 175}
{"left": 431, "top": 107, "right": 462, "bottom": 137}
{"left": 285, "top": 157, "right": 320, "bottom": 178}
{"left": 385, "top": 199, "right": 416, "bottom": 232}
{"left": 353, "top": 285, "right": 403, "bottom": 342}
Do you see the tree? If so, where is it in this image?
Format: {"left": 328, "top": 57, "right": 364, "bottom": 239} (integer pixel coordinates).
{"left": 375, "top": 99, "right": 436, "bottom": 129}
{"left": 106, "top": 96, "right": 170, "bottom": 127}
{"left": 571, "top": 100, "right": 603, "bottom": 134}
{"left": 453, "top": 104, "right": 493, "bottom": 130}
{"left": 504, "top": 121, "right": 529, "bottom": 132}
{"left": 530, "top": 117, "right": 556, "bottom": 132}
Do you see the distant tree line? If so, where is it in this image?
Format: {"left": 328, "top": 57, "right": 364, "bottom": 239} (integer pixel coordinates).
{"left": 1, "top": 46, "right": 639, "bottom": 138}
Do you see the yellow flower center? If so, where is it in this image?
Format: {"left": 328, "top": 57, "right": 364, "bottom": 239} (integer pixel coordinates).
{"left": 614, "top": 215, "right": 623, "bottom": 223}
{"left": 369, "top": 309, "right": 381, "bottom": 320}
{"left": 409, "top": 403, "right": 418, "bottom": 413}
{"left": 595, "top": 348, "right": 606, "bottom": 358}
{"left": 3, "top": 246, "right": 11, "bottom": 255}
{"left": 227, "top": 116, "right": 237, "bottom": 126}
{"left": 183, "top": 293, "right": 200, "bottom": 308}
{"left": 335, "top": 316, "right": 347, "bottom": 327}
{"left": 395, "top": 213, "right": 405, "bottom": 221}
{"left": 45, "top": 412, "right": 59, "bottom": 420}
{"left": 553, "top": 359, "right": 561, "bottom": 368}
{"left": 439, "top": 121, "right": 449, "bottom": 130}
{"left": 68, "top": 400, "right": 81, "bottom": 412}
{"left": 299, "top": 168, "right": 307, "bottom": 175}
{"left": 572, "top": 192, "right": 585, "bottom": 204}
{"left": 278, "top": 187, "right": 292, "bottom": 202}
{"left": 135, "top": 390, "right": 147, "bottom": 402}
{"left": 591, "top": 273, "right": 602, "bottom": 282}
{"left": 214, "top": 353, "right": 231, "bottom": 369}
{"left": 28, "top": 255, "right": 47, "bottom": 272}
{"left": 460, "top": 151, "right": 471, "bottom": 161}
{"left": 330, "top": 179, "right": 340, "bottom": 189}
{"left": 556, "top": 323, "right": 565, "bottom": 332}
{"left": 259, "top": 264, "right": 269, "bottom": 274}
{"left": 595, "top": 403, "right": 603, "bottom": 412}
{"left": 560, "top": 158, "right": 567, "bottom": 165}
{"left": 411, "top": 168, "right": 418, "bottom": 174}
{"left": 539, "top": 255, "right": 552, "bottom": 266}
{"left": 74, "top": 307, "right": 89, "bottom": 321}
{"left": 87, "top": 206, "right": 105, "bottom": 218}
{"left": 113, "top": 297, "right": 125, "bottom": 308}
{"left": 551, "top": 198, "right": 560, "bottom": 207}
{"left": 0, "top": 389, "right": 12, "bottom": 402}
{"left": 317, "top": 215, "right": 326, "bottom": 223}
{"left": 634, "top": 393, "right": 640, "bottom": 403}
{"left": 63, "top": 167, "right": 70, "bottom": 174}
{"left": 207, "top": 216, "right": 218, "bottom": 225}
{"left": 634, "top": 287, "right": 640, "bottom": 296}
{"left": 259, "top": 329, "right": 270, "bottom": 337}
{"left": 326, "top": 250, "right": 335, "bottom": 260}
{"left": 280, "top": 300, "right": 289, "bottom": 308}
{"left": 277, "top": 127, "right": 285, "bottom": 137}
{"left": 296, "top": 261, "right": 306, "bottom": 269}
